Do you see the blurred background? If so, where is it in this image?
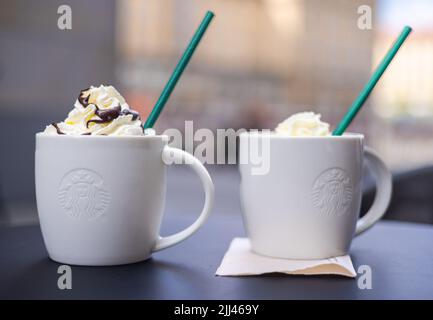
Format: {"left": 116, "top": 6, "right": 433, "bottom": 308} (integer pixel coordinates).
{"left": 1, "top": 0, "right": 433, "bottom": 226}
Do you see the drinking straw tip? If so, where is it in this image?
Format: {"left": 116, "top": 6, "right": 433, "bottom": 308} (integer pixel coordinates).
{"left": 143, "top": 10, "right": 215, "bottom": 129}
{"left": 403, "top": 26, "right": 412, "bottom": 34}
{"left": 332, "top": 25, "right": 412, "bottom": 136}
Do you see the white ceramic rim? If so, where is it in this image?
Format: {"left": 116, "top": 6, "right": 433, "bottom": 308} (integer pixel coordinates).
{"left": 239, "top": 131, "right": 364, "bottom": 140}
{"left": 35, "top": 132, "right": 169, "bottom": 142}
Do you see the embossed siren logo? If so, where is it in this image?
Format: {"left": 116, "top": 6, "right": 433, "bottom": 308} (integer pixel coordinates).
{"left": 312, "top": 168, "right": 353, "bottom": 216}
{"left": 58, "top": 169, "right": 110, "bottom": 220}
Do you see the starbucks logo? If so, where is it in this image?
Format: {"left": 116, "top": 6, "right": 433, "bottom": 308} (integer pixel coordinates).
{"left": 312, "top": 168, "right": 353, "bottom": 216}
{"left": 58, "top": 169, "right": 110, "bottom": 220}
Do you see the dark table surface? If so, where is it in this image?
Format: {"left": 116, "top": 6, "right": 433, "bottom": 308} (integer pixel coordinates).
{"left": 1, "top": 218, "right": 433, "bottom": 299}
{"left": 1, "top": 167, "right": 433, "bottom": 299}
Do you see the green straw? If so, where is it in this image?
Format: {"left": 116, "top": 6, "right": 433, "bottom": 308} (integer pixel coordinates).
{"left": 143, "top": 11, "right": 215, "bottom": 129}
{"left": 332, "top": 26, "right": 412, "bottom": 136}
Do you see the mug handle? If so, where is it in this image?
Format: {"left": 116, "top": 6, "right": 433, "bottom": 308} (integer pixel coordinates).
{"left": 355, "top": 146, "right": 392, "bottom": 236}
{"left": 153, "top": 146, "right": 215, "bottom": 252}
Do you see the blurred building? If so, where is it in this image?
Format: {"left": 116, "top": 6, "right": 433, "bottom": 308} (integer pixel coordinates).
{"left": 371, "top": 0, "right": 433, "bottom": 169}
{"left": 116, "top": 0, "right": 375, "bottom": 134}
{"left": 374, "top": 31, "right": 433, "bottom": 118}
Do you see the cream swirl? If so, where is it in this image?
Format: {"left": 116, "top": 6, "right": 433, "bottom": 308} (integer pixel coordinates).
{"left": 275, "top": 112, "right": 330, "bottom": 136}
{"left": 43, "top": 85, "right": 145, "bottom": 136}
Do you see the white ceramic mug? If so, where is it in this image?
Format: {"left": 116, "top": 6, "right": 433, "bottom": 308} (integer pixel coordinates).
{"left": 35, "top": 134, "right": 214, "bottom": 266}
{"left": 239, "top": 132, "right": 392, "bottom": 260}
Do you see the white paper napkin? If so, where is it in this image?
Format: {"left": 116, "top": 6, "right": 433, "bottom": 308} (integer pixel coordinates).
{"left": 216, "top": 238, "right": 356, "bottom": 277}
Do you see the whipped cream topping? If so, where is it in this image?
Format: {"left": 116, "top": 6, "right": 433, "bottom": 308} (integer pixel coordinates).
{"left": 275, "top": 112, "right": 330, "bottom": 136}
{"left": 43, "top": 85, "right": 145, "bottom": 136}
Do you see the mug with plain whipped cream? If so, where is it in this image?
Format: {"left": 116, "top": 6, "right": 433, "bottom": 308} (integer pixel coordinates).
{"left": 36, "top": 85, "right": 214, "bottom": 265}
{"left": 239, "top": 112, "right": 392, "bottom": 259}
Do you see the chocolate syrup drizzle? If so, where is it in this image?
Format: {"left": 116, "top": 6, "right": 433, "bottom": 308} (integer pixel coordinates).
{"left": 51, "top": 88, "right": 142, "bottom": 135}
{"left": 121, "top": 109, "right": 140, "bottom": 121}
{"left": 87, "top": 105, "right": 122, "bottom": 128}
{"left": 51, "top": 123, "right": 64, "bottom": 135}
{"left": 77, "top": 88, "right": 141, "bottom": 129}
{"left": 78, "top": 87, "right": 91, "bottom": 107}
